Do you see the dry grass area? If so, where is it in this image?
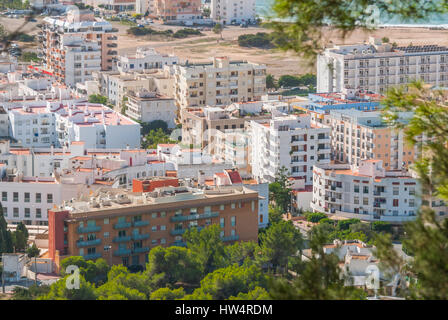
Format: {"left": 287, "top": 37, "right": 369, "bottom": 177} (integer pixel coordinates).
{"left": 116, "top": 23, "right": 448, "bottom": 77}
{"left": 2, "top": 16, "right": 448, "bottom": 77}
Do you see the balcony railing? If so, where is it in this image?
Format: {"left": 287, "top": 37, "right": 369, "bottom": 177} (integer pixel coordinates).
{"left": 132, "top": 247, "right": 150, "bottom": 254}
{"left": 132, "top": 233, "right": 149, "bottom": 241}
{"left": 83, "top": 253, "right": 101, "bottom": 260}
{"left": 77, "top": 238, "right": 101, "bottom": 248}
{"left": 170, "top": 212, "right": 219, "bottom": 222}
{"left": 113, "top": 236, "right": 131, "bottom": 243}
{"left": 172, "top": 241, "right": 187, "bottom": 247}
{"left": 133, "top": 220, "right": 149, "bottom": 227}
{"left": 114, "top": 222, "right": 132, "bottom": 229}
{"left": 77, "top": 225, "right": 101, "bottom": 233}
{"left": 221, "top": 235, "right": 239, "bottom": 242}
{"left": 170, "top": 226, "right": 204, "bottom": 235}
{"left": 113, "top": 248, "right": 131, "bottom": 256}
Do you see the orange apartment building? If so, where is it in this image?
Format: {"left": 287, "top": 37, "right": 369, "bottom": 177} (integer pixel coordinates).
{"left": 326, "top": 109, "right": 416, "bottom": 170}
{"left": 48, "top": 178, "right": 259, "bottom": 269}
{"left": 153, "top": 0, "right": 202, "bottom": 21}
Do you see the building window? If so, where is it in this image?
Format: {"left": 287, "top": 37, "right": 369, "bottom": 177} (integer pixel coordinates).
{"left": 220, "top": 218, "right": 225, "bottom": 228}
{"left": 24, "top": 193, "right": 30, "bottom": 203}
{"left": 36, "top": 193, "right": 41, "bottom": 203}
{"left": 363, "top": 198, "right": 369, "bottom": 206}
{"left": 354, "top": 185, "right": 359, "bottom": 193}
{"left": 13, "top": 192, "right": 18, "bottom": 202}
{"left": 220, "top": 204, "right": 225, "bottom": 210}
{"left": 24, "top": 208, "right": 30, "bottom": 218}
{"left": 231, "top": 203, "right": 235, "bottom": 209}
{"left": 3, "top": 207, "right": 6, "bottom": 217}
{"left": 363, "top": 186, "right": 369, "bottom": 194}
{"left": 36, "top": 208, "right": 41, "bottom": 219}
{"left": 104, "top": 218, "right": 109, "bottom": 224}
{"left": 393, "top": 187, "right": 399, "bottom": 195}
{"left": 13, "top": 207, "right": 19, "bottom": 217}
{"left": 393, "top": 199, "right": 399, "bottom": 207}
{"left": 2, "top": 192, "right": 6, "bottom": 202}
{"left": 47, "top": 194, "right": 53, "bottom": 203}
{"left": 231, "top": 216, "right": 236, "bottom": 227}
{"left": 104, "top": 232, "right": 110, "bottom": 238}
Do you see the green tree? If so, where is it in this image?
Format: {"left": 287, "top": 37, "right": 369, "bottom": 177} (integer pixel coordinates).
{"left": 184, "top": 225, "right": 227, "bottom": 275}
{"left": 88, "top": 94, "right": 108, "bottom": 105}
{"left": 213, "top": 23, "right": 223, "bottom": 39}
{"left": 96, "top": 265, "right": 154, "bottom": 299}
{"left": 269, "top": 226, "right": 366, "bottom": 299}
{"left": 146, "top": 246, "right": 202, "bottom": 286}
{"left": 38, "top": 275, "right": 97, "bottom": 300}
{"left": 374, "top": 81, "right": 448, "bottom": 299}
{"left": 269, "top": 0, "right": 447, "bottom": 60}
{"left": 184, "top": 264, "right": 268, "bottom": 300}
{"left": 0, "top": 203, "right": 13, "bottom": 255}
{"left": 12, "top": 222, "right": 28, "bottom": 252}
{"left": 229, "top": 286, "right": 270, "bottom": 300}
{"left": 225, "top": 241, "right": 260, "bottom": 267}
{"left": 266, "top": 74, "right": 277, "bottom": 89}
{"left": 150, "top": 287, "right": 185, "bottom": 300}
{"left": 59, "top": 256, "right": 110, "bottom": 286}
{"left": 259, "top": 220, "right": 303, "bottom": 274}
{"left": 269, "top": 166, "right": 292, "bottom": 213}
{"left": 305, "top": 212, "right": 327, "bottom": 223}
{"left": 142, "top": 128, "right": 176, "bottom": 149}
{"left": 140, "top": 120, "right": 169, "bottom": 136}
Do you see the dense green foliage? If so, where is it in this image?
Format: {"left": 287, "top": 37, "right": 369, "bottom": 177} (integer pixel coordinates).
{"left": 259, "top": 220, "right": 303, "bottom": 274}
{"left": 140, "top": 120, "right": 168, "bottom": 136}
{"left": 269, "top": 0, "right": 448, "bottom": 59}
{"left": 127, "top": 27, "right": 202, "bottom": 39}
{"left": 88, "top": 94, "right": 108, "bottom": 105}
{"left": 0, "top": 204, "right": 13, "bottom": 255}
{"left": 278, "top": 74, "right": 316, "bottom": 88}
{"left": 268, "top": 166, "right": 292, "bottom": 213}
{"left": 19, "top": 51, "right": 39, "bottom": 63}
{"left": 141, "top": 128, "right": 177, "bottom": 149}
{"left": 269, "top": 226, "right": 366, "bottom": 299}
{"left": 373, "top": 81, "right": 448, "bottom": 299}
{"left": 238, "top": 32, "right": 275, "bottom": 49}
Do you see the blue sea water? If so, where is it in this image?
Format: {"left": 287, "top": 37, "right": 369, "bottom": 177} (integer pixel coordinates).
{"left": 255, "top": 0, "right": 448, "bottom": 25}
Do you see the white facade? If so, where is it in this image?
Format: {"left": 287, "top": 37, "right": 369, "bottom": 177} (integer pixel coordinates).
{"left": 125, "top": 91, "right": 177, "bottom": 128}
{"left": 174, "top": 57, "right": 267, "bottom": 111}
{"left": 210, "top": 0, "right": 257, "bottom": 25}
{"left": 117, "top": 48, "right": 178, "bottom": 73}
{"left": 317, "top": 37, "right": 448, "bottom": 94}
{"left": 250, "top": 114, "right": 331, "bottom": 184}
{"left": 6, "top": 101, "right": 141, "bottom": 149}
{"left": 311, "top": 160, "right": 422, "bottom": 223}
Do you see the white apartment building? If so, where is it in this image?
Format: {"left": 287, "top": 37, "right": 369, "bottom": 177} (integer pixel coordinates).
{"left": 0, "top": 175, "right": 99, "bottom": 226}
{"left": 317, "top": 37, "right": 448, "bottom": 94}
{"left": 173, "top": 57, "right": 267, "bottom": 111}
{"left": 7, "top": 101, "right": 141, "bottom": 149}
{"left": 311, "top": 160, "right": 422, "bottom": 223}
{"left": 39, "top": 10, "right": 118, "bottom": 86}
{"left": 250, "top": 114, "right": 331, "bottom": 184}
{"left": 125, "top": 90, "right": 177, "bottom": 128}
{"left": 210, "top": 0, "right": 257, "bottom": 25}
{"left": 117, "top": 48, "right": 178, "bottom": 73}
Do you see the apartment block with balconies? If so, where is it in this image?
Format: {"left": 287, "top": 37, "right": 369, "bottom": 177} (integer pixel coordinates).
{"left": 48, "top": 182, "right": 259, "bottom": 268}
{"left": 311, "top": 160, "right": 424, "bottom": 223}
{"left": 327, "top": 109, "right": 416, "bottom": 170}
{"left": 173, "top": 57, "right": 267, "bottom": 112}
{"left": 250, "top": 114, "right": 331, "bottom": 184}
{"left": 317, "top": 37, "right": 448, "bottom": 94}
{"left": 39, "top": 10, "right": 118, "bottom": 86}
